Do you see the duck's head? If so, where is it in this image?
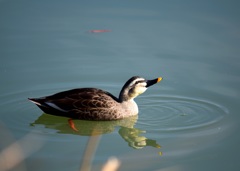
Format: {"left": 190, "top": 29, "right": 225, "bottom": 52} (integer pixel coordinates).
{"left": 119, "top": 76, "right": 163, "bottom": 102}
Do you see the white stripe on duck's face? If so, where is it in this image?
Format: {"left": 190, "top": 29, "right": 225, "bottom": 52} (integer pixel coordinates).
{"left": 128, "top": 78, "right": 146, "bottom": 87}
{"left": 128, "top": 78, "right": 148, "bottom": 99}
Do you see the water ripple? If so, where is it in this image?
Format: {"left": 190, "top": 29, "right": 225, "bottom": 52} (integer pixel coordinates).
{"left": 138, "top": 95, "right": 229, "bottom": 131}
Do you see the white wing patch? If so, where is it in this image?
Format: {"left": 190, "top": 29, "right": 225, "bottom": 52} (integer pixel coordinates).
{"left": 45, "top": 102, "right": 68, "bottom": 112}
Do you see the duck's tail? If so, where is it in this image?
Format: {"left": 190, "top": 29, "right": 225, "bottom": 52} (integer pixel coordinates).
{"left": 28, "top": 98, "right": 44, "bottom": 106}
{"left": 28, "top": 97, "right": 54, "bottom": 113}
{"left": 28, "top": 98, "right": 68, "bottom": 116}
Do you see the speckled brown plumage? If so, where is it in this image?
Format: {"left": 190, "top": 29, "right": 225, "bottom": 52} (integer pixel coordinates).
{"left": 29, "top": 76, "right": 162, "bottom": 120}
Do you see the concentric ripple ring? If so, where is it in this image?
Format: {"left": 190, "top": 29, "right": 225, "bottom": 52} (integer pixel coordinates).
{"left": 139, "top": 95, "right": 229, "bottom": 131}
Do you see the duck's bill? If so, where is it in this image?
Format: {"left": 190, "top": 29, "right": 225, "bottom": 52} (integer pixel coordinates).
{"left": 146, "top": 77, "right": 163, "bottom": 87}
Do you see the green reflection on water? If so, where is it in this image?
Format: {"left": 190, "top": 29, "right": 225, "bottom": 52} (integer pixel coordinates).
{"left": 31, "top": 114, "right": 161, "bottom": 150}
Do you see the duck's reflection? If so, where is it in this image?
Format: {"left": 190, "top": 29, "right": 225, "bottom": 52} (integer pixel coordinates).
{"left": 119, "top": 127, "right": 160, "bottom": 149}
{"left": 31, "top": 114, "right": 161, "bottom": 149}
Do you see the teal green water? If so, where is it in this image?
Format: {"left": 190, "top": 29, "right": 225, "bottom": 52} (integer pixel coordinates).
{"left": 1, "top": 1, "right": 240, "bottom": 171}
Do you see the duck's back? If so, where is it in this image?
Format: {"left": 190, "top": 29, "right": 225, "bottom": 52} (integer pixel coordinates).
{"left": 29, "top": 88, "right": 122, "bottom": 120}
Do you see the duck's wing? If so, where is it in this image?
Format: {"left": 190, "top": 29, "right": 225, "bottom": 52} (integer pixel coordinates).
{"left": 29, "top": 88, "right": 120, "bottom": 118}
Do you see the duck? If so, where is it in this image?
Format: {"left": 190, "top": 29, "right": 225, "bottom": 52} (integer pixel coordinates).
{"left": 28, "top": 76, "right": 162, "bottom": 120}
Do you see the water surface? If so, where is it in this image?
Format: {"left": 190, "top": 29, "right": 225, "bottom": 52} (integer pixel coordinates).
{"left": 0, "top": 1, "right": 240, "bottom": 171}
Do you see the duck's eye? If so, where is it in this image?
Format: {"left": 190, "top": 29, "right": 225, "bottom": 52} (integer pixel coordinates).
{"left": 135, "top": 80, "right": 146, "bottom": 86}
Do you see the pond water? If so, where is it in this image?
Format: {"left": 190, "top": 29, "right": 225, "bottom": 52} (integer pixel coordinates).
{"left": 0, "top": 1, "right": 240, "bottom": 171}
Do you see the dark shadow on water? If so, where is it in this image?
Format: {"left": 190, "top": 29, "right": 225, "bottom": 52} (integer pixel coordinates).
{"left": 31, "top": 113, "right": 161, "bottom": 149}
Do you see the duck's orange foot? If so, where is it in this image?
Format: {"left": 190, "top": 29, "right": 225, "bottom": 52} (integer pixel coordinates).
{"left": 68, "top": 119, "right": 78, "bottom": 131}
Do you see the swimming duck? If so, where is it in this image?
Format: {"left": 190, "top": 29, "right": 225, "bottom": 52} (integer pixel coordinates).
{"left": 28, "top": 76, "right": 162, "bottom": 120}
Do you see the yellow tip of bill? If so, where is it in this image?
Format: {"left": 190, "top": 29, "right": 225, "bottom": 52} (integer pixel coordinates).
{"left": 157, "top": 77, "right": 163, "bottom": 82}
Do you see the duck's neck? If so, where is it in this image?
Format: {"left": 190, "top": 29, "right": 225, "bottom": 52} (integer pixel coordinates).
{"left": 118, "top": 88, "right": 139, "bottom": 116}
{"left": 119, "top": 88, "right": 131, "bottom": 102}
